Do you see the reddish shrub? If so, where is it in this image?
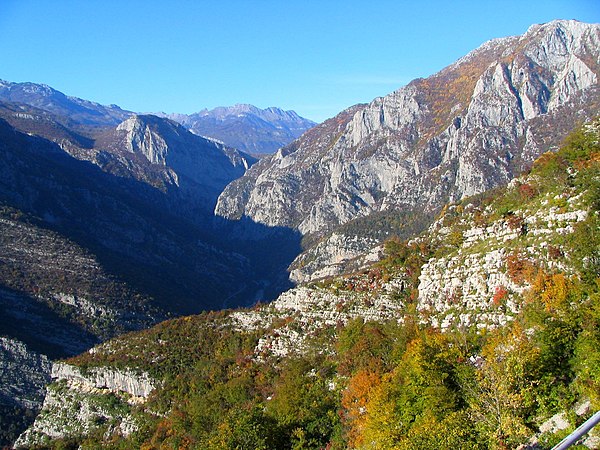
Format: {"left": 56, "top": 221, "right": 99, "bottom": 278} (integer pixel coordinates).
{"left": 518, "top": 183, "right": 537, "bottom": 200}
{"left": 506, "top": 250, "right": 536, "bottom": 283}
{"left": 492, "top": 285, "right": 508, "bottom": 306}
{"left": 506, "top": 214, "right": 527, "bottom": 234}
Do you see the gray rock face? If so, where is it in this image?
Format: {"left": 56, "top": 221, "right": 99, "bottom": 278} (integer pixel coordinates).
{"left": 215, "top": 105, "right": 364, "bottom": 229}
{"left": 50, "top": 362, "right": 155, "bottom": 399}
{"left": 216, "top": 20, "right": 600, "bottom": 238}
{"left": 0, "top": 338, "right": 51, "bottom": 411}
{"left": 109, "top": 114, "right": 256, "bottom": 210}
{"left": 14, "top": 363, "right": 156, "bottom": 448}
{"left": 289, "top": 233, "right": 381, "bottom": 283}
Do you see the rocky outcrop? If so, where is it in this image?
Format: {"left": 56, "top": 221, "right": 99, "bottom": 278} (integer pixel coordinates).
{"left": 229, "top": 274, "right": 407, "bottom": 359}
{"left": 216, "top": 20, "right": 600, "bottom": 238}
{"left": 416, "top": 184, "right": 590, "bottom": 330}
{"left": 108, "top": 114, "right": 256, "bottom": 210}
{"left": 14, "top": 362, "right": 156, "bottom": 448}
{"left": 289, "top": 233, "right": 382, "bottom": 283}
{"left": 536, "top": 400, "right": 599, "bottom": 449}
{"left": 0, "top": 338, "right": 51, "bottom": 447}
{"left": 0, "top": 338, "right": 51, "bottom": 411}
{"left": 51, "top": 362, "right": 156, "bottom": 399}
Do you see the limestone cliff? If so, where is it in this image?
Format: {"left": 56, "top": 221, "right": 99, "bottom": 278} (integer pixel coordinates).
{"left": 103, "top": 114, "right": 256, "bottom": 211}
{"left": 0, "top": 338, "right": 51, "bottom": 411}
{"left": 0, "top": 338, "right": 51, "bottom": 445}
{"left": 216, "top": 20, "right": 599, "bottom": 238}
{"left": 15, "top": 362, "right": 156, "bottom": 448}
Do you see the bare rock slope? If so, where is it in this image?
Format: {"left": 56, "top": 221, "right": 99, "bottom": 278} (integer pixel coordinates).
{"left": 216, "top": 20, "right": 600, "bottom": 238}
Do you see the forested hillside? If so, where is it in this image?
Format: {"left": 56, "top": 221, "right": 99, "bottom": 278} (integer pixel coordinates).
{"left": 17, "top": 119, "right": 600, "bottom": 449}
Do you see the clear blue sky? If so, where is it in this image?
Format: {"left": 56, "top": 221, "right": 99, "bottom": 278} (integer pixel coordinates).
{"left": 0, "top": 1, "right": 598, "bottom": 122}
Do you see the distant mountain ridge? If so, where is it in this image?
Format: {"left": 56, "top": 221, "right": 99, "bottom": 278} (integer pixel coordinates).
{"left": 157, "top": 104, "right": 317, "bottom": 154}
{"left": 0, "top": 80, "right": 315, "bottom": 153}
{"left": 0, "top": 80, "right": 130, "bottom": 126}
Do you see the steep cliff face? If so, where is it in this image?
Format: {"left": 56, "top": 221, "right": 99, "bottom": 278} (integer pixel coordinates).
{"left": 215, "top": 105, "right": 363, "bottom": 228}
{"left": 216, "top": 20, "right": 600, "bottom": 238}
{"left": 96, "top": 114, "right": 257, "bottom": 212}
{"left": 0, "top": 338, "right": 51, "bottom": 446}
{"left": 289, "top": 233, "right": 382, "bottom": 283}
{"left": 49, "top": 363, "right": 155, "bottom": 399}
{"left": 15, "top": 363, "right": 156, "bottom": 448}
{"left": 0, "top": 338, "right": 51, "bottom": 411}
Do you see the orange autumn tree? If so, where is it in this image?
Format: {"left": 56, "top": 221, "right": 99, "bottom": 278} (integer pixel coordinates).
{"left": 341, "top": 369, "right": 381, "bottom": 448}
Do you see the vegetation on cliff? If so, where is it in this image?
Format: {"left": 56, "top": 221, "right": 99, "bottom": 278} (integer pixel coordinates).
{"left": 24, "top": 119, "right": 600, "bottom": 449}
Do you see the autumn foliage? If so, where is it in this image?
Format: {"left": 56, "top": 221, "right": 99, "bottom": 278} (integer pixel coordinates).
{"left": 56, "top": 120, "right": 600, "bottom": 449}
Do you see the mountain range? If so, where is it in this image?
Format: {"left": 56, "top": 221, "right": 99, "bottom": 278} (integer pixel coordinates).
{"left": 0, "top": 18, "right": 599, "bottom": 448}
{"left": 215, "top": 19, "right": 599, "bottom": 282}
{"left": 0, "top": 80, "right": 315, "bottom": 154}
{"left": 217, "top": 20, "right": 599, "bottom": 234}
{"left": 157, "top": 104, "right": 317, "bottom": 154}
{"left": 15, "top": 116, "right": 600, "bottom": 449}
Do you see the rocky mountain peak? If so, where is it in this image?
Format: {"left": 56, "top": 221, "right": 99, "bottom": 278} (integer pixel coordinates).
{"left": 523, "top": 19, "right": 596, "bottom": 55}
{"left": 116, "top": 114, "right": 186, "bottom": 165}
{"left": 108, "top": 114, "right": 256, "bottom": 210}
{"left": 215, "top": 20, "right": 600, "bottom": 237}
{"left": 201, "top": 103, "right": 262, "bottom": 118}
{"left": 161, "top": 104, "right": 317, "bottom": 154}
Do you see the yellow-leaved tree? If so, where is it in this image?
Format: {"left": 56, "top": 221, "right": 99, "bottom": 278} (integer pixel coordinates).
{"left": 463, "top": 322, "right": 541, "bottom": 449}
{"left": 360, "top": 330, "right": 479, "bottom": 449}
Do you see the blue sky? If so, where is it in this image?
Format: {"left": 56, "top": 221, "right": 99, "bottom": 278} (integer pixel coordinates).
{"left": 0, "top": 1, "right": 598, "bottom": 122}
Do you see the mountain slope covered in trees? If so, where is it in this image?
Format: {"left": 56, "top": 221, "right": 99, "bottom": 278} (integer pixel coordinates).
{"left": 17, "top": 119, "right": 600, "bottom": 449}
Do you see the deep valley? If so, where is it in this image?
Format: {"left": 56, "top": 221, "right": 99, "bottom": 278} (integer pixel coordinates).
{"left": 0, "top": 18, "right": 599, "bottom": 449}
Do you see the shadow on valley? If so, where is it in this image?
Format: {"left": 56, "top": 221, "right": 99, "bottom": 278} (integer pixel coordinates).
{"left": 0, "top": 286, "right": 98, "bottom": 359}
{"left": 0, "top": 118, "right": 303, "bottom": 332}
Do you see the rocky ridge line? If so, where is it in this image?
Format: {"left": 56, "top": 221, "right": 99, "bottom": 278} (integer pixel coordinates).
{"left": 216, "top": 20, "right": 599, "bottom": 238}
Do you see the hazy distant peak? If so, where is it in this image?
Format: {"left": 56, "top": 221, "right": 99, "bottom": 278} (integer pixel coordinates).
{"left": 195, "top": 104, "right": 313, "bottom": 122}
{"left": 0, "top": 79, "right": 132, "bottom": 126}
{"left": 159, "top": 104, "right": 316, "bottom": 154}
